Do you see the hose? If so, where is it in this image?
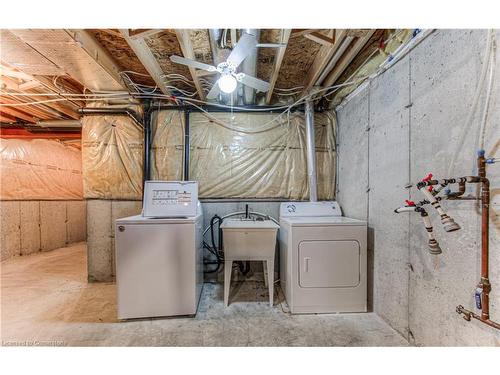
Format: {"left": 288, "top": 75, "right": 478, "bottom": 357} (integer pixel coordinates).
{"left": 202, "top": 210, "right": 279, "bottom": 274}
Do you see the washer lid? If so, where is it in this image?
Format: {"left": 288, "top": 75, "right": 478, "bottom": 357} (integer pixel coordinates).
{"left": 281, "top": 216, "right": 366, "bottom": 226}
{"left": 116, "top": 214, "right": 198, "bottom": 224}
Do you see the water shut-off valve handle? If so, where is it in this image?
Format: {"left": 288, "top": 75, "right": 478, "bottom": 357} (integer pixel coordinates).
{"left": 422, "top": 173, "right": 433, "bottom": 192}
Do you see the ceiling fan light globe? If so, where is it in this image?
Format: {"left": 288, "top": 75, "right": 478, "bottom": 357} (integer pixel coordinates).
{"left": 218, "top": 74, "right": 237, "bottom": 94}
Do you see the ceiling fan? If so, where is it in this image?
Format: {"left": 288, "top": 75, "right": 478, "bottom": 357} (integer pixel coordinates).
{"left": 169, "top": 33, "right": 270, "bottom": 99}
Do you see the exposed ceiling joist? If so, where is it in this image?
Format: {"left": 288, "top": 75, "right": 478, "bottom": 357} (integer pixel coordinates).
{"left": 119, "top": 29, "right": 171, "bottom": 96}
{"left": 0, "top": 105, "right": 37, "bottom": 123}
{"left": 265, "top": 29, "right": 292, "bottom": 104}
{"left": 66, "top": 29, "right": 126, "bottom": 89}
{"left": 1, "top": 94, "right": 59, "bottom": 120}
{"left": 0, "top": 112, "right": 17, "bottom": 123}
{"left": 304, "top": 32, "right": 335, "bottom": 46}
{"left": 7, "top": 29, "right": 125, "bottom": 92}
{"left": 322, "top": 30, "right": 376, "bottom": 87}
{"left": 128, "top": 29, "right": 164, "bottom": 40}
{"left": 301, "top": 29, "right": 347, "bottom": 95}
{"left": 175, "top": 29, "right": 206, "bottom": 100}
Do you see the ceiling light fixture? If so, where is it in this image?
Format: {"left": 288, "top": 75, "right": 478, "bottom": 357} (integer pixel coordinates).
{"left": 218, "top": 74, "right": 237, "bottom": 94}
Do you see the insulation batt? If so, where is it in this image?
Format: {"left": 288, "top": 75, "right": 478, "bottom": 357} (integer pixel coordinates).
{"left": 0, "top": 138, "right": 83, "bottom": 200}
{"left": 153, "top": 110, "right": 336, "bottom": 200}
{"left": 82, "top": 115, "right": 143, "bottom": 200}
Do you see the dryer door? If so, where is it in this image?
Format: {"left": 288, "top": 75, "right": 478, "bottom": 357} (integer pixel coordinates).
{"left": 298, "top": 240, "right": 360, "bottom": 288}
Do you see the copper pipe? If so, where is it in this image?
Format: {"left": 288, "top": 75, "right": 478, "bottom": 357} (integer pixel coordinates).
{"left": 477, "top": 153, "right": 491, "bottom": 321}
{"left": 456, "top": 153, "right": 499, "bottom": 330}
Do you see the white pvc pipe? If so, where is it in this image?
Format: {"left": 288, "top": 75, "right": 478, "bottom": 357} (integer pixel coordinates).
{"left": 305, "top": 100, "right": 318, "bottom": 202}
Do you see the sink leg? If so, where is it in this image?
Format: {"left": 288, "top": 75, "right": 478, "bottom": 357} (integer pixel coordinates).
{"left": 263, "top": 261, "right": 268, "bottom": 288}
{"left": 224, "top": 260, "right": 233, "bottom": 307}
{"left": 267, "top": 259, "right": 274, "bottom": 307}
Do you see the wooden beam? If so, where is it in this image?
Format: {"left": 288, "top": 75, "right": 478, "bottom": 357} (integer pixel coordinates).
{"left": 98, "top": 29, "right": 123, "bottom": 38}
{"left": 174, "top": 29, "right": 206, "bottom": 100}
{"left": 65, "top": 29, "right": 126, "bottom": 89}
{"left": 18, "top": 80, "right": 42, "bottom": 90}
{"left": 119, "top": 29, "right": 171, "bottom": 95}
{"left": 1, "top": 95, "right": 56, "bottom": 120}
{"left": 1, "top": 76, "right": 79, "bottom": 119}
{"left": 0, "top": 106, "right": 37, "bottom": 123}
{"left": 0, "top": 112, "right": 17, "bottom": 123}
{"left": 128, "top": 29, "right": 164, "bottom": 40}
{"left": 290, "top": 29, "right": 316, "bottom": 39}
{"left": 301, "top": 30, "right": 347, "bottom": 95}
{"left": 265, "top": 29, "right": 292, "bottom": 104}
{"left": 322, "top": 30, "right": 376, "bottom": 87}
{"left": 304, "top": 32, "right": 335, "bottom": 46}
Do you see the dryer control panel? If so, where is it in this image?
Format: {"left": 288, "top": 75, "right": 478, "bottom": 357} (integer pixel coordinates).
{"left": 143, "top": 181, "right": 198, "bottom": 217}
{"left": 280, "top": 201, "right": 342, "bottom": 218}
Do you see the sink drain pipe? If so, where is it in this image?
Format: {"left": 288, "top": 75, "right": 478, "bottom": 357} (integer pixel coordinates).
{"left": 305, "top": 100, "right": 318, "bottom": 202}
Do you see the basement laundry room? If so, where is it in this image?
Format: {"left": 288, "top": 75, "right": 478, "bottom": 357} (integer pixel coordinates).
{"left": 0, "top": 1, "right": 499, "bottom": 372}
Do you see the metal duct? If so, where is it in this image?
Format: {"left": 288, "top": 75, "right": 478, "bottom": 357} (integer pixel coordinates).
{"left": 240, "top": 29, "right": 260, "bottom": 105}
{"left": 305, "top": 100, "right": 318, "bottom": 202}
{"left": 36, "top": 119, "right": 81, "bottom": 128}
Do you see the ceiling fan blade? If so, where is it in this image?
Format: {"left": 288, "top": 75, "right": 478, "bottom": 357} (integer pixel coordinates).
{"left": 236, "top": 73, "right": 270, "bottom": 92}
{"left": 170, "top": 55, "right": 217, "bottom": 72}
{"left": 206, "top": 82, "right": 221, "bottom": 100}
{"left": 226, "top": 33, "right": 257, "bottom": 68}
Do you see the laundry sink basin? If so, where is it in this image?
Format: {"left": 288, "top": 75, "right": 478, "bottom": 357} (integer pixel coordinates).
{"left": 220, "top": 219, "right": 279, "bottom": 260}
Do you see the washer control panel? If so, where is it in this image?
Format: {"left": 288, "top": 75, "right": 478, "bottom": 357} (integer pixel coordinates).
{"left": 280, "top": 201, "right": 342, "bottom": 218}
{"left": 143, "top": 181, "right": 198, "bottom": 217}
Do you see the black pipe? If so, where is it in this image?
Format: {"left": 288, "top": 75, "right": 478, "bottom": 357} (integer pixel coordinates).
{"left": 184, "top": 110, "right": 190, "bottom": 181}
{"left": 143, "top": 103, "right": 309, "bottom": 114}
{"left": 77, "top": 107, "right": 143, "bottom": 128}
{"left": 143, "top": 102, "right": 152, "bottom": 184}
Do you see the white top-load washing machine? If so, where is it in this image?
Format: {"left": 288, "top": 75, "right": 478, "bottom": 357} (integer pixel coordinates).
{"left": 279, "top": 201, "right": 367, "bottom": 314}
{"left": 115, "top": 181, "right": 203, "bottom": 320}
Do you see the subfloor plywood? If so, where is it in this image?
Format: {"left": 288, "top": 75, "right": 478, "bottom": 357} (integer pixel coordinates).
{"left": 0, "top": 243, "right": 408, "bottom": 347}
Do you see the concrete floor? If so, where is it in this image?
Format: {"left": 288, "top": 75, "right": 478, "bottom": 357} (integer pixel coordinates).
{"left": 1, "top": 243, "right": 408, "bottom": 346}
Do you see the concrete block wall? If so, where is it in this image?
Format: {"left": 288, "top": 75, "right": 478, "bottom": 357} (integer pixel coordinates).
{"left": 0, "top": 200, "right": 86, "bottom": 262}
{"left": 336, "top": 30, "right": 500, "bottom": 345}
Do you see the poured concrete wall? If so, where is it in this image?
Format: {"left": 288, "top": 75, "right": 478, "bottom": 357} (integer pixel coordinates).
{"left": 336, "top": 29, "right": 500, "bottom": 345}
{"left": 0, "top": 200, "right": 86, "bottom": 261}
{"left": 86, "top": 200, "right": 142, "bottom": 282}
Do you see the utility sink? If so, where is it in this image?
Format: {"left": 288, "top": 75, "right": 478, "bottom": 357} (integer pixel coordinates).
{"left": 220, "top": 219, "right": 279, "bottom": 260}
{"left": 220, "top": 219, "right": 280, "bottom": 307}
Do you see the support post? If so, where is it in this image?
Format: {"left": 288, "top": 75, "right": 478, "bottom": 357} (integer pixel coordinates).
{"left": 184, "top": 110, "right": 190, "bottom": 181}
{"left": 305, "top": 100, "right": 317, "bottom": 202}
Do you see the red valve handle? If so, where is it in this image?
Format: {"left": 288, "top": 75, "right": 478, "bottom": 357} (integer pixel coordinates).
{"left": 405, "top": 200, "right": 416, "bottom": 206}
{"left": 422, "top": 173, "right": 433, "bottom": 182}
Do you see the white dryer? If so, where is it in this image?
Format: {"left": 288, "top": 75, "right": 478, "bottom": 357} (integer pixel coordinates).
{"left": 279, "top": 201, "right": 367, "bottom": 314}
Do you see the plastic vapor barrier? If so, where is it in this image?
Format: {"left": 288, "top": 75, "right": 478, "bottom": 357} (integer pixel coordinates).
{"left": 82, "top": 115, "right": 143, "bottom": 200}
{"left": 153, "top": 110, "right": 336, "bottom": 200}
{"left": 0, "top": 138, "right": 83, "bottom": 200}
{"left": 151, "top": 110, "right": 184, "bottom": 181}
